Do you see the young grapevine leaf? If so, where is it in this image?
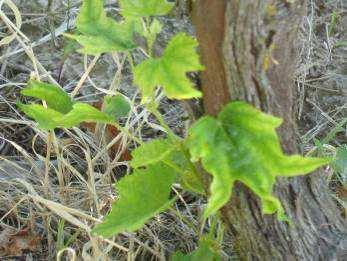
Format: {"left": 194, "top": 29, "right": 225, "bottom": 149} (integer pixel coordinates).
{"left": 103, "top": 94, "right": 131, "bottom": 120}
{"left": 119, "top": 0, "right": 173, "bottom": 18}
{"left": 17, "top": 103, "right": 62, "bottom": 130}
{"left": 65, "top": 0, "right": 140, "bottom": 55}
{"left": 21, "top": 80, "right": 73, "bottom": 114}
{"left": 130, "top": 139, "right": 176, "bottom": 168}
{"left": 187, "top": 101, "right": 330, "bottom": 219}
{"left": 92, "top": 164, "right": 176, "bottom": 237}
{"left": 134, "top": 33, "right": 204, "bottom": 101}
{"left": 59, "top": 103, "right": 114, "bottom": 128}
{"left": 144, "top": 19, "right": 163, "bottom": 50}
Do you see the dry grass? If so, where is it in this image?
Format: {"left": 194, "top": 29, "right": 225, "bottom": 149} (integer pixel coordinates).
{"left": 0, "top": 0, "right": 346, "bottom": 260}
{"left": 296, "top": 0, "right": 347, "bottom": 212}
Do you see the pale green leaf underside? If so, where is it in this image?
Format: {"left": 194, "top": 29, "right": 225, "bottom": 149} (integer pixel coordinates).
{"left": 18, "top": 103, "right": 113, "bottom": 130}
{"left": 187, "top": 101, "right": 330, "bottom": 219}
{"left": 130, "top": 139, "right": 176, "bottom": 168}
{"left": 120, "top": 0, "right": 173, "bottom": 18}
{"left": 67, "top": 0, "right": 139, "bottom": 55}
{"left": 92, "top": 164, "right": 176, "bottom": 237}
{"left": 21, "top": 80, "right": 73, "bottom": 114}
{"left": 134, "top": 33, "right": 204, "bottom": 101}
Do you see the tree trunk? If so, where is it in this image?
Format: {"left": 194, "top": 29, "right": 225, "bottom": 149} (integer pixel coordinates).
{"left": 192, "top": 1, "right": 347, "bottom": 260}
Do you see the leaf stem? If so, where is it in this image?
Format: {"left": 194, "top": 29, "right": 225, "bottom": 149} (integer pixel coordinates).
{"left": 149, "top": 106, "right": 178, "bottom": 141}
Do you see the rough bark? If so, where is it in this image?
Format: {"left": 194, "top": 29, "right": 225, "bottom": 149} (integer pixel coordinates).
{"left": 192, "top": 1, "right": 347, "bottom": 260}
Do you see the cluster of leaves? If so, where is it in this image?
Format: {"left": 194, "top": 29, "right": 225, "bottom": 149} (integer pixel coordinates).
{"left": 18, "top": 0, "right": 331, "bottom": 259}
{"left": 64, "top": 0, "right": 174, "bottom": 55}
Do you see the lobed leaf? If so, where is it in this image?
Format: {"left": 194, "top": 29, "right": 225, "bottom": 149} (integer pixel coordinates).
{"left": 119, "top": 0, "right": 173, "bottom": 18}
{"left": 92, "top": 164, "right": 176, "bottom": 237}
{"left": 134, "top": 33, "right": 204, "bottom": 101}
{"left": 21, "top": 80, "right": 73, "bottom": 114}
{"left": 66, "top": 0, "right": 140, "bottom": 55}
{"left": 187, "top": 101, "right": 330, "bottom": 220}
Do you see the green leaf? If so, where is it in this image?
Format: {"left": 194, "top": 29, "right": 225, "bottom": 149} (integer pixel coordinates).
{"left": 144, "top": 19, "right": 163, "bottom": 50}
{"left": 18, "top": 102, "right": 113, "bottom": 130}
{"left": 172, "top": 237, "right": 221, "bottom": 261}
{"left": 65, "top": 0, "right": 140, "bottom": 55}
{"left": 179, "top": 169, "right": 205, "bottom": 195}
{"left": 170, "top": 151, "right": 205, "bottom": 195}
{"left": 130, "top": 139, "right": 176, "bottom": 168}
{"left": 17, "top": 103, "right": 62, "bottom": 130}
{"left": 148, "top": 19, "right": 163, "bottom": 38}
{"left": 334, "top": 145, "right": 347, "bottom": 184}
{"left": 187, "top": 101, "right": 330, "bottom": 220}
{"left": 130, "top": 139, "right": 205, "bottom": 194}
{"left": 92, "top": 164, "right": 176, "bottom": 237}
{"left": 119, "top": 0, "right": 173, "bottom": 18}
{"left": 59, "top": 102, "right": 114, "bottom": 128}
{"left": 63, "top": 36, "right": 80, "bottom": 57}
{"left": 21, "top": 80, "right": 73, "bottom": 114}
{"left": 103, "top": 94, "right": 131, "bottom": 120}
{"left": 134, "top": 33, "right": 204, "bottom": 101}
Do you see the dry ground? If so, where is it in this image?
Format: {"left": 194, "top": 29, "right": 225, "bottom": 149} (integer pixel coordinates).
{"left": 0, "top": 0, "right": 346, "bottom": 260}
